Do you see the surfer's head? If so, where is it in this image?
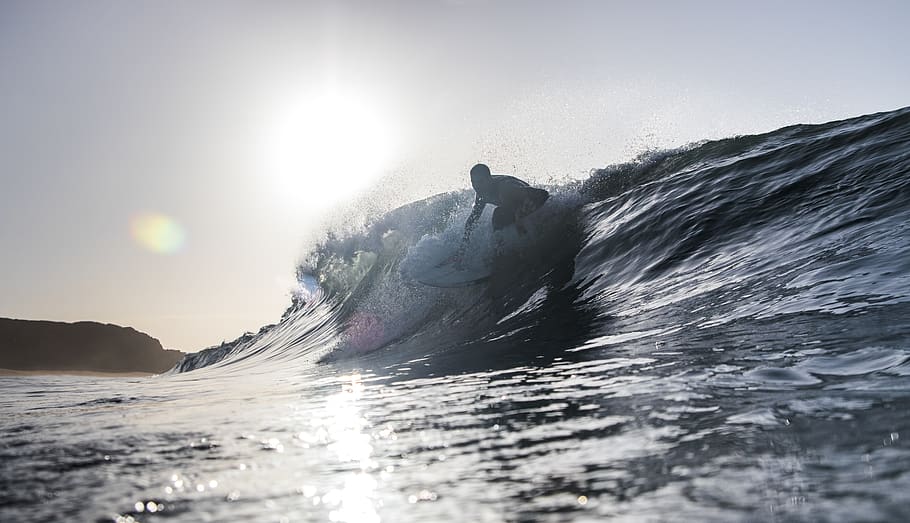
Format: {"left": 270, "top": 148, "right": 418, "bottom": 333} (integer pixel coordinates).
{"left": 470, "top": 163, "right": 492, "bottom": 190}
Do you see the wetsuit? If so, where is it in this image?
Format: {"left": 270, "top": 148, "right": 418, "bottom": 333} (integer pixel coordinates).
{"left": 462, "top": 175, "right": 550, "bottom": 246}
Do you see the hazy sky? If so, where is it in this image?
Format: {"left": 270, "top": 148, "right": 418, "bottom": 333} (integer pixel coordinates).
{"left": 2, "top": 0, "right": 908, "bottom": 351}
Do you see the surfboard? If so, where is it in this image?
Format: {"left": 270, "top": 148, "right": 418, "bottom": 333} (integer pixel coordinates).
{"left": 415, "top": 256, "right": 492, "bottom": 288}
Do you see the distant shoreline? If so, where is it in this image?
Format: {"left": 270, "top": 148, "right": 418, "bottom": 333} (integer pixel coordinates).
{"left": 1, "top": 318, "right": 184, "bottom": 375}
{"left": 0, "top": 368, "right": 154, "bottom": 378}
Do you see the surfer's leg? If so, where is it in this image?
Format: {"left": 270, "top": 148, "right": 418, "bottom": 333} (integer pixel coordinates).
{"left": 492, "top": 205, "right": 529, "bottom": 257}
{"left": 491, "top": 206, "right": 516, "bottom": 231}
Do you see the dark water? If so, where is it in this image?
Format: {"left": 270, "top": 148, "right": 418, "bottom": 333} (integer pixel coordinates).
{"left": 3, "top": 107, "right": 910, "bottom": 522}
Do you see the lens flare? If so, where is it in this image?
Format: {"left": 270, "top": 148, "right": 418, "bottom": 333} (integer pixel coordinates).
{"left": 130, "top": 213, "right": 186, "bottom": 254}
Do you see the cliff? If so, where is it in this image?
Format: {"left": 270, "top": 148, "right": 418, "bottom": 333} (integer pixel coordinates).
{"left": 0, "top": 318, "right": 184, "bottom": 374}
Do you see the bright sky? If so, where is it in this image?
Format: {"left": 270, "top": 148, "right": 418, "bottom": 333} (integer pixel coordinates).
{"left": 1, "top": 0, "right": 908, "bottom": 351}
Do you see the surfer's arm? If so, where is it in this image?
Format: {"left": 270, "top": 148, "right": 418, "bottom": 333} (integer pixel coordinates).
{"left": 458, "top": 197, "right": 485, "bottom": 253}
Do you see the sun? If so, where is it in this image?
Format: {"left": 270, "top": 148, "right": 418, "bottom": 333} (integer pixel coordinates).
{"left": 269, "top": 90, "right": 395, "bottom": 210}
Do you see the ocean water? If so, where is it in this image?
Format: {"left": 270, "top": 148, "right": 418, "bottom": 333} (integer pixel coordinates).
{"left": 3, "top": 107, "right": 910, "bottom": 522}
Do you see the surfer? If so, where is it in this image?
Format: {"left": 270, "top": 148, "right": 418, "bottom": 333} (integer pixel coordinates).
{"left": 457, "top": 163, "right": 549, "bottom": 258}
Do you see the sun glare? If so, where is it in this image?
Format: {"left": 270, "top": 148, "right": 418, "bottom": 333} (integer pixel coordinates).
{"left": 269, "top": 91, "right": 395, "bottom": 211}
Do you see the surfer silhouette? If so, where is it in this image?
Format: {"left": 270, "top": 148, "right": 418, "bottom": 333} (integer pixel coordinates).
{"left": 457, "top": 163, "right": 549, "bottom": 260}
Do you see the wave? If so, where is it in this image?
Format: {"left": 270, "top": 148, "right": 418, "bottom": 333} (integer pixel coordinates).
{"left": 173, "top": 106, "right": 910, "bottom": 373}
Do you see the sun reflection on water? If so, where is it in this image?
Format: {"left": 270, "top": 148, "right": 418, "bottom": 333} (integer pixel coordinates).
{"left": 317, "top": 372, "right": 380, "bottom": 523}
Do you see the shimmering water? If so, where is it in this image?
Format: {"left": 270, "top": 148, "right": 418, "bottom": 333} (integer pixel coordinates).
{"left": 3, "top": 108, "right": 910, "bottom": 522}
{"left": 3, "top": 319, "right": 909, "bottom": 522}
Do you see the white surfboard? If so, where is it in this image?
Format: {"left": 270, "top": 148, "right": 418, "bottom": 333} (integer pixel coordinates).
{"left": 415, "top": 256, "right": 492, "bottom": 288}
